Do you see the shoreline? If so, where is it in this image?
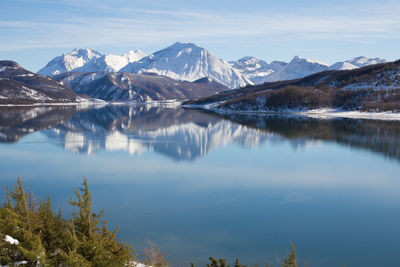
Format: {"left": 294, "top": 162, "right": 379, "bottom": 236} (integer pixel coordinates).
{"left": 0, "top": 102, "right": 106, "bottom": 107}
{"left": 0, "top": 99, "right": 181, "bottom": 108}
{"left": 300, "top": 109, "right": 400, "bottom": 120}
{"left": 190, "top": 106, "right": 400, "bottom": 121}
{"left": 2, "top": 100, "right": 400, "bottom": 120}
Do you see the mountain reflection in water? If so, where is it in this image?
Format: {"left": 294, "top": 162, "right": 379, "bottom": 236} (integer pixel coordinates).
{"left": 1, "top": 105, "right": 400, "bottom": 161}
{"left": 1, "top": 104, "right": 400, "bottom": 267}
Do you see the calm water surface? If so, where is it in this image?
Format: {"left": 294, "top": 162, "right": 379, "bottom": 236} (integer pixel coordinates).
{"left": 0, "top": 105, "right": 399, "bottom": 267}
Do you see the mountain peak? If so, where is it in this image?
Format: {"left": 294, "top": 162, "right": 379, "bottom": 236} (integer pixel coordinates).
{"left": 290, "top": 56, "right": 328, "bottom": 66}
{"left": 352, "top": 56, "right": 368, "bottom": 60}
{"left": 120, "top": 42, "right": 246, "bottom": 88}
{"left": 328, "top": 56, "right": 389, "bottom": 71}
{"left": 159, "top": 42, "right": 207, "bottom": 56}
{"left": 236, "top": 56, "right": 263, "bottom": 63}
{"left": 347, "top": 56, "right": 387, "bottom": 67}
{"left": 0, "top": 60, "right": 20, "bottom": 68}
{"left": 37, "top": 44, "right": 389, "bottom": 88}
{"left": 38, "top": 48, "right": 145, "bottom": 76}
{"left": 264, "top": 55, "right": 329, "bottom": 82}
{"left": 70, "top": 48, "right": 101, "bottom": 58}
{"left": 170, "top": 42, "right": 201, "bottom": 49}
{"left": 328, "top": 61, "right": 358, "bottom": 71}
{"left": 147, "top": 42, "right": 207, "bottom": 59}
{"left": 124, "top": 49, "right": 145, "bottom": 55}
{"left": 123, "top": 50, "right": 147, "bottom": 62}
{"left": 72, "top": 47, "right": 95, "bottom": 52}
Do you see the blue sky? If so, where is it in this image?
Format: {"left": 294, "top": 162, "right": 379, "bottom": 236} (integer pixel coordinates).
{"left": 1, "top": 0, "right": 399, "bottom": 72}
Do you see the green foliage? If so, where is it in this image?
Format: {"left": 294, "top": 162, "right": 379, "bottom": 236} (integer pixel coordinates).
{"left": 0, "top": 177, "right": 134, "bottom": 267}
{"left": 281, "top": 243, "right": 297, "bottom": 267}
{"left": 199, "top": 244, "right": 305, "bottom": 267}
{"left": 207, "top": 257, "right": 231, "bottom": 267}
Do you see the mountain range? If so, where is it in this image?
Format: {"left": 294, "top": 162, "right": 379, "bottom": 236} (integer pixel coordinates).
{"left": 1, "top": 59, "right": 228, "bottom": 103}
{"left": 184, "top": 59, "right": 400, "bottom": 112}
{"left": 38, "top": 42, "right": 388, "bottom": 89}
{"left": 1, "top": 42, "right": 393, "bottom": 106}
{"left": 38, "top": 48, "right": 147, "bottom": 76}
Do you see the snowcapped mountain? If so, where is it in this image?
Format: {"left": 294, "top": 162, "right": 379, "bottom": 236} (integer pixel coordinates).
{"left": 120, "top": 42, "right": 247, "bottom": 89}
{"left": 38, "top": 43, "right": 390, "bottom": 89}
{"left": 123, "top": 50, "right": 148, "bottom": 63}
{"left": 265, "top": 56, "right": 329, "bottom": 82}
{"left": 229, "top": 57, "right": 285, "bottom": 85}
{"left": 328, "top": 56, "right": 387, "bottom": 71}
{"left": 268, "top": 61, "right": 289, "bottom": 72}
{"left": 38, "top": 49, "right": 146, "bottom": 76}
{"left": 38, "top": 48, "right": 102, "bottom": 76}
{"left": 75, "top": 50, "right": 147, "bottom": 73}
{"left": 328, "top": 61, "right": 358, "bottom": 70}
{"left": 184, "top": 59, "right": 400, "bottom": 113}
{"left": 346, "top": 56, "right": 387, "bottom": 67}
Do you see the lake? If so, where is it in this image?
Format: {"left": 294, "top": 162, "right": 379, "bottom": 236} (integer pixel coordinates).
{"left": 1, "top": 105, "right": 399, "bottom": 267}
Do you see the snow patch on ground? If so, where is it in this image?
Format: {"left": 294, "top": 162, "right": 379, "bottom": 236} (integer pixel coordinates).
{"left": 133, "top": 262, "right": 151, "bottom": 267}
{"left": 16, "top": 74, "right": 34, "bottom": 77}
{"left": 302, "top": 109, "right": 400, "bottom": 121}
{"left": 214, "top": 107, "right": 400, "bottom": 121}
{"left": 20, "top": 86, "right": 52, "bottom": 101}
{"left": 5, "top": 235, "right": 19, "bottom": 245}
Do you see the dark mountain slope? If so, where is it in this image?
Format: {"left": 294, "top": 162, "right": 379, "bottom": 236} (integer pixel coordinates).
{"left": 0, "top": 60, "right": 86, "bottom": 104}
{"left": 55, "top": 72, "right": 228, "bottom": 102}
{"left": 184, "top": 60, "right": 400, "bottom": 112}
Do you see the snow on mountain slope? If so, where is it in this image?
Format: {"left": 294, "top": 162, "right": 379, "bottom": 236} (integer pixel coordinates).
{"left": 38, "top": 49, "right": 146, "bottom": 76}
{"left": 265, "top": 56, "right": 329, "bottom": 82}
{"left": 328, "top": 61, "right": 359, "bottom": 70}
{"left": 342, "top": 64, "right": 400, "bottom": 90}
{"left": 268, "top": 61, "right": 289, "bottom": 72}
{"left": 184, "top": 59, "right": 400, "bottom": 113}
{"left": 0, "top": 60, "right": 87, "bottom": 104}
{"left": 120, "top": 42, "right": 247, "bottom": 88}
{"left": 347, "top": 56, "right": 387, "bottom": 68}
{"left": 123, "top": 50, "right": 147, "bottom": 63}
{"left": 38, "top": 48, "right": 102, "bottom": 76}
{"left": 229, "top": 57, "right": 279, "bottom": 85}
{"left": 74, "top": 50, "right": 147, "bottom": 73}
{"left": 38, "top": 44, "right": 390, "bottom": 89}
{"left": 329, "top": 56, "right": 388, "bottom": 71}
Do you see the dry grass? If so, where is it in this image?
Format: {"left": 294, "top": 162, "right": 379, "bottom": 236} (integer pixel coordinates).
{"left": 143, "top": 240, "right": 170, "bottom": 267}
{"left": 222, "top": 86, "right": 400, "bottom": 112}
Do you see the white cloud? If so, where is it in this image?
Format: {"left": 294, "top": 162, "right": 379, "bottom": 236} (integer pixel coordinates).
{"left": 1, "top": 1, "right": 400, "bottom": 51}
